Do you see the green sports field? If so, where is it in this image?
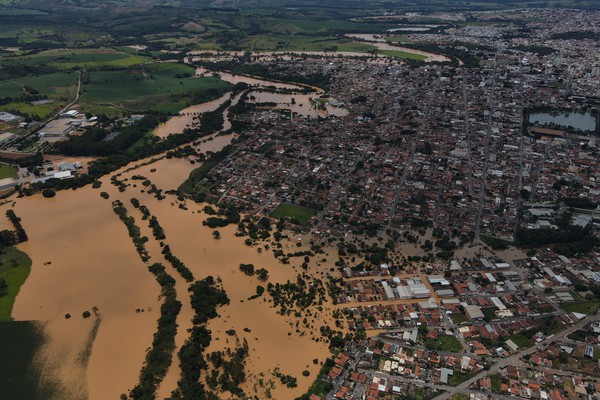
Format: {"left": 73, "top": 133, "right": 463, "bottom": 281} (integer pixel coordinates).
{"left": 272, "top": 203, "right": 317, "bottom": 225}
{"left": 0, "top": 163, "right": 17, "bottom": 179}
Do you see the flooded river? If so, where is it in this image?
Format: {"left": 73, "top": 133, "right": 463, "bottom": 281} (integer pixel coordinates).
{"left": 3, "top": 54, "right": 362, "bottom": 399}
{"left": 152, "top": 66, "right": 348, "bottom": 138}
{"left": 9, "top": 187, "right": 161, "bottom": 400}
{"left": 345, "top": 33, "right": 452, "bottom": 62}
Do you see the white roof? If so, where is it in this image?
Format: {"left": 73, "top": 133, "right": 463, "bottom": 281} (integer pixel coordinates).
{"left": 53, "top": 170, "right": 72, "bottom": 179}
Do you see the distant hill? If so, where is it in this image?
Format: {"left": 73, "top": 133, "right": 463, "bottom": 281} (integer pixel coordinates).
{"left": 7, "top": 0, "right": 600, "bottom": 12}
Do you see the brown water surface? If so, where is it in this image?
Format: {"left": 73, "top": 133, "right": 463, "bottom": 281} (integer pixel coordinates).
{"left": 11, "top": 187, "right": 161, "bottom": 400}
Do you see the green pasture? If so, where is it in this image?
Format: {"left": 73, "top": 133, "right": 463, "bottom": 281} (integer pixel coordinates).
{"left": 0, "top": 246, "right": 32, "bottom": 321}
{"left": 1, "top": 48, "right": 149, "bottom": 70}
{"left": 80, "top": 63, "right": 231, "bottom": 112}
{"left": 0, "top": 7, "right": 48, "bottom": 15}
{"left": 259, "top": 18, "right": 396, "bottom": 33}
{"left": 0, "top": 71, "right": 78, "bottom": 100}
{"left": 240, "top": 34, "right": 377, "bottom": 53}
{"left": 379, "top": 49, "right": 427, "bottom": 61}
{"left": 0, "top": 102, "right": 54, "bottom": 119}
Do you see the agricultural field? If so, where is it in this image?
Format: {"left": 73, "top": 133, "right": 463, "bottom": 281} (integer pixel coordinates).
{"left": 272, "top": 203, "right": 317, "bottom": 225}
{"left": 0, "top": 71, "right": 78, "bottom": 118}
{"left": 379, "top": 49, "right": 427, "bottom": 61}
{"left": 79, "top": 62, "right": 232, "bottom": 113}
{"left": 0, "top": 48, "right": 149, "bottom": 70}
{"left": 239, "top": 34, "right": 377, "bottom": 53}
{"left": 0, "top": 7, "right": 48, "bottom": 15}
{"left": 0, "top": 246, "right": 32, "bottom": 321}
{"left": 256, "top": 17, "right": 397, "bottom": 34}
{"left": 0, "top": 102, "right": 54, "bottom": 119}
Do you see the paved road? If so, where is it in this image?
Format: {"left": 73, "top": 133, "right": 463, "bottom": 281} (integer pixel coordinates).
{"left": 326, "top": 350, "right": 364, "bottom": 400}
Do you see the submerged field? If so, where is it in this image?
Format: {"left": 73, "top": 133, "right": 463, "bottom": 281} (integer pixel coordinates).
{"left": 0, "top": 321, "right": 47, "bottom": 400}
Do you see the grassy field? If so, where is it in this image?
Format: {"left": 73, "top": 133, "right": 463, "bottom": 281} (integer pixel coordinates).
{"left": 561, "top": 292, "right": 600, "bottom": 315}
{"left": 80, "top": 63, "right": 232, "bottom": 113}
{"left": 0, "top": 246, "right": 32, "bottom": 320}
{"left": 240, "top": 34, "right": 377, "bottom": 53}
{"left": 258, "top": 17, "right": 397, "bottom": 34}
{"left": 272, "top": 203, "right": 317, "bottom": 225}
{"left": 448, "top": 371, "right": 473, "bottom": 386}
{"left": 509, "top": 333, "right": 534, "bottom": 349}
{"left": 450, "top": 394, "right": 470, "bottom": 400}
{"left": 386, "top": 35, "right": 411, "bottom": 43}
{"left": 490, "top": 375, "right": 503, "bottom": 392}
{"left": 0, "top": 7, "right": 48, "bottom": 15}
{"left": 449, "top": 313, "right": 468, "bottom": 324}
{"left": 379, "top": 49, "right": 427, "bottom": 61}
{"left": 0, "top": 162, "right": 16, "bottom": 179}
{"left": 0, "top": 321, "right": 48, "bottom": 400}
{"left": 0, "top": 71, "right": 79, "bottom": 101}
{"left": 0, "top": 102, "right": 54, "bottom": 119}
{"left": 423, "top": 335, "right": 463, "bottom": 353}
{"left": 482, "top": 307, "right": 497, "bottom": 321}
{"left": 1, "top": 48, "right": 149, "bottom": 70}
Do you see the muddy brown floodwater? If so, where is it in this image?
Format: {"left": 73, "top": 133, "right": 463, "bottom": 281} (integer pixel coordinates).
{"left": 9, "top": 187, "right": 161, "bottom": 400}
{"left": 7, "top": 62, "right": 352, "bottom": 400}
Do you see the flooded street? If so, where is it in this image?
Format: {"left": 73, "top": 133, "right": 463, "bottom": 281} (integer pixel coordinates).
{"left": 246, "top": 90, "right": 349, "bottom": 118}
